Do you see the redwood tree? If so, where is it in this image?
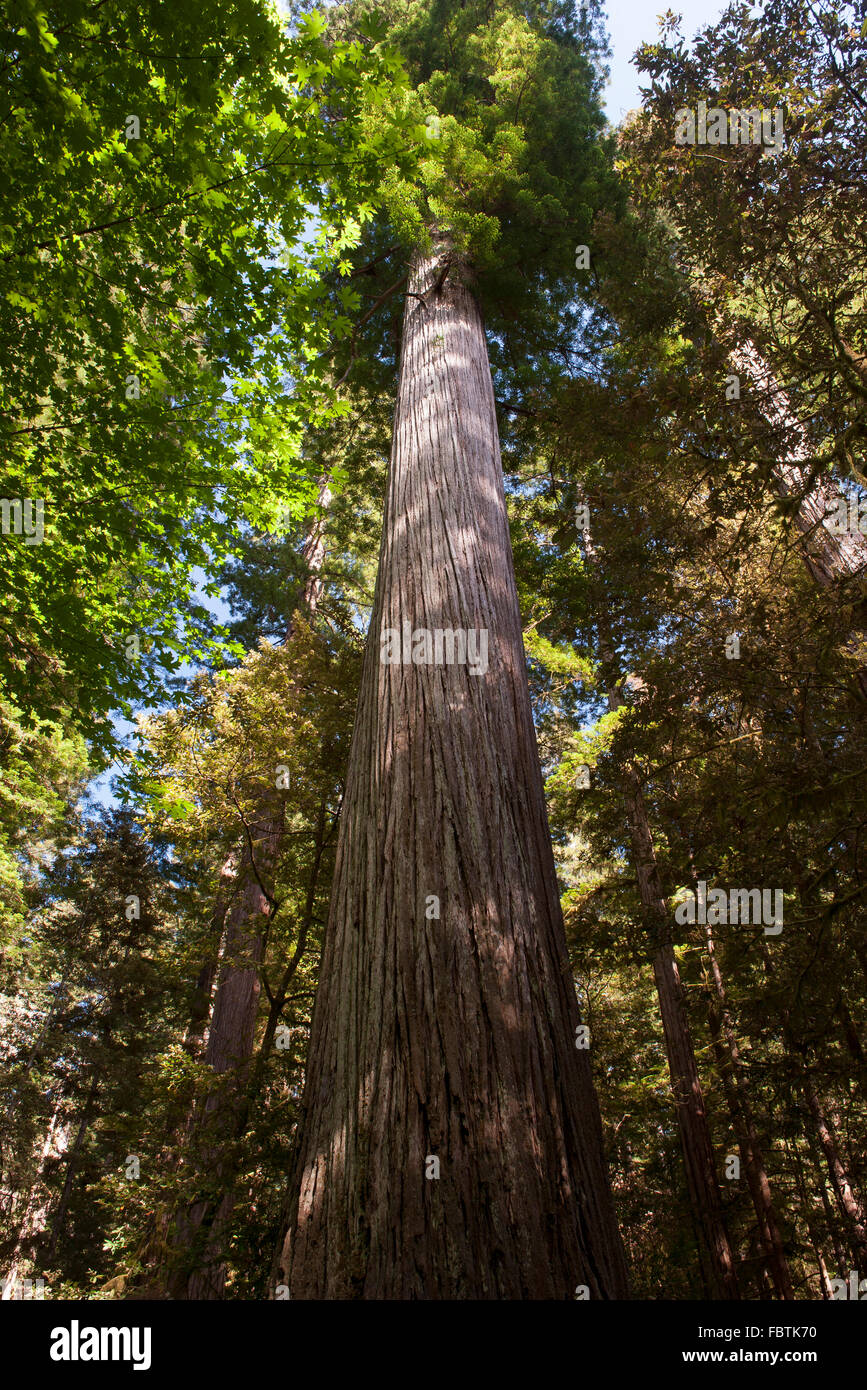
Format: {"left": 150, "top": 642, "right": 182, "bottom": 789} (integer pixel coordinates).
{"left": 279, "top": 0, "right": 629, "bottom": 1299}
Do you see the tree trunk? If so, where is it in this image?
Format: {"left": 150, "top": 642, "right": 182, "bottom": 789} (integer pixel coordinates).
{"left": 46, "top": 1074, "right": 99, "bottom": 1261}
{"left": 731, "top": 341, "right": 867, "bottom": 587}
{"left": 802, "top": 1070, "right": 867, "bottom": 1269}
{"left": 279, "top": 239, "right": 629, "bottom": 1300}
{"left": 619, "top": 764, "right": 738, "bottom": 1298}
{"left": 2, "top": 1090, "right": 69, "bottom": 1296}
{"left": 169, "top": 477, "right": 334, "bottom": 1298}
{"left": 181, "top": 853, "right": 239, "bottom": 1062}
{"left": 582, "top": 519, "right": 739, "bottom": 1299}
{"left": 731, "top": 340, "right": 867, "bottom": 698}
{"left": 701, "top": 921, "right": 793, "bottom": 1298}
{"left": 648, "top": 938, "right": 739, "bottom": 1298}
{"left": 787, "top": 1131, "right": 835, "bottom": 1297}
{"left": 171, "top": 821, "right": 279, "bottom": 1298}
{"left": 181, "top": 475, "right": 333, "bottom": 1085}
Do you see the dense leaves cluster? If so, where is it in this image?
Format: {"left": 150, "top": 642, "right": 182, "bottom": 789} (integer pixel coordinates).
{"left": 2, "top": 0, "right": 866, "bottom": 1302}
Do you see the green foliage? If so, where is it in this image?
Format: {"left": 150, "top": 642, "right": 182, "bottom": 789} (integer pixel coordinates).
{"left": 0, "top": 698, "right": 90, "bottom": 939}
{"left": 0, "top": 0, "right": 417, "bottom": 748}
{"left": 4, "top": 0, "right": 867, "bottom": 1306}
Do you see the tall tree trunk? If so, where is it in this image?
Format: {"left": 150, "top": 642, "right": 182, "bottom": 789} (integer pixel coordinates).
{"left": 786, "top": 1131, "right": 835, "bottom": 1296}
{"left": 2, "top": 1090, "right": 69, "bottom": 1296}
{"left": 801, "top": 1070, "right": 867, "bottom": 1269}
{"left": 616, "top": 767, "right": 739, "bottom": 1299}
{"left": 836, "top": 996, "right": 867, "bottom": 1102}
{"left": 278, "top": 239, "right": 629, "bottom": 1300}
{"left": 46, "top": 1074, "right": 99, "bottom": 1261}
{"left": 170, "top": 478, "right": 334, "bottom": 1298}
{"left": 182, "top": 472, "right": 334, "bottom": 1080}
{"left": 701, "top": 921, "right": 793, "bottom": 1298}
{"left": 730, "top": 341, "right": 867, "bottom": 587}
{"left": 581, "top": 514, "right": 739, "bottom": 1299}
{"left": 181, "top": 853, "right": 239, "bottom": 1062}
{"left": 171, "top": 819, "right": 279, "bottom": 1299}
{"left": 297, "top": 476, "right": 332, "bottom": 618}
{"left": 731, "top": 340, "right": 867, "bottom": 697}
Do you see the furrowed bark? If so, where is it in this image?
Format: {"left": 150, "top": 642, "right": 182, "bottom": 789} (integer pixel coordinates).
{"left": 279, "top": 240, "right": 629, "bottom": 1300}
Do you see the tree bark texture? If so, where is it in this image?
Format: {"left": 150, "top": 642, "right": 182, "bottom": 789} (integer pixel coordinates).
{"left": 279, "top": 241, "right": 629, "bottom": 1300}
{"left": 732, "top": 340, "right": 867, "bottom": 699}
{"left": 731, "top": 341, "right": 867, "bottom": 587}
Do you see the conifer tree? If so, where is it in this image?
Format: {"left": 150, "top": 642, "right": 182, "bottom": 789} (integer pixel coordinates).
{"left": 279, "top": 0, "right": 629, "bottom": 1299}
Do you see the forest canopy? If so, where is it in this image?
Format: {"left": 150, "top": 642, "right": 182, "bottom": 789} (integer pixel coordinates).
{"left": 1, "top": 0, "right": 866, "bottom": 1317}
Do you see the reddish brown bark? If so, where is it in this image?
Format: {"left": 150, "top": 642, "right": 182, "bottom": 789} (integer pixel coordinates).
{"left": 279, "top": 240, "right": 628, "bottom": 1300}
{"left": 802, "top": 1070, "right": 867, "bottom": 1269}
{"left": 171, "top": 820, "right": 279, "bottom": 1299}
{"left": 616, "top": 784, "right": 740, "bottom": 1302}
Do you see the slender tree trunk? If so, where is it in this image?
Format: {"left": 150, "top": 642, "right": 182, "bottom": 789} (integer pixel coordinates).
{"left": 297, "top": 476, "right": 332, "bottom": 618}
{"left": 279, "top": 239, "right": 629, "bottom": 1300}
{"left": 183, "top": 470, "right": 333, "bottom": 1049}
{"left": 701, "top": 922, "right": 793, "bottom": 1298}
{"left": 170, "top": 479, "right": 334, "bottom": 1298}
{"left": 731, "top": 341, "right": 867, "bottom": 586}
{"left": 182, "top": 472, "right": 334, "bottom": 1080}
{"left": 46, "top": 1074, "right": 99, "bottom": 1261}
{"left": 181, "top": 853, "right": 239, "bottom": 1062}
{"left": 582, "top": 513, "right": 738, "bottom": 1299}
{"left": 802, "top": 1070, "right": 867, "bottom": 1269}
{"left": 648, "top": 937, "right": 739, "bottom": 1298}
{"left": 623, "top": 772, "right": 740, "bottom": 1299}
{"left": 786, "top": 1132, "right": 833, "bottom": 1296}
{"left": 806, "top": 1123, "right": 850, "bottom": 1276}
{"left": 171, "top": 820, "right": 279, "bottom": 1299}
{"left": 836, "top": 996, "right": 867, "bottom": 1102}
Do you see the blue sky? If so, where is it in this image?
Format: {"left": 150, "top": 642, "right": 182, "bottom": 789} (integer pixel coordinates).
{"left": 273, "top": 0, "right": 737, "bottom": 120}
{"left": 87, "top": 0, "right": 732, "bottom": 811}
{"left": 602, "top": 0, "right": 733, "bottom": 122}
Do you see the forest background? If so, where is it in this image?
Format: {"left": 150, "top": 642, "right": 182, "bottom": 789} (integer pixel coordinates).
{"left": 2, "top": 0, "right": 866, "bottom": 1302}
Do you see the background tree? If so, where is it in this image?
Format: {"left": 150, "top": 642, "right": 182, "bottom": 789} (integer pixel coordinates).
{"left": 0, "top": 0, "right": 416, "bottom": 750}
